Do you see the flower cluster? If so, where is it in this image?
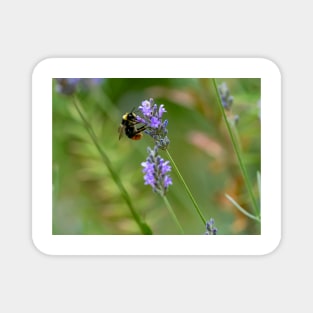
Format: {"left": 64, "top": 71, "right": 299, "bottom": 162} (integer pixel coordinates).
{"left": 218, "top": 82, "right": 234, "bottom": 111}
{"left": 136, "top": 98, "right": 170, "bottom": 150}
{"left": 136, "top": 99, "right": 172, "bottom": 195}
{"left": 55, "top": 78, "right": 81, "bottom": 95}
{"left": 55, "top": 78, "right": 104, "bottom": 95}
{"left": 204, "top": 218, "right": 218, "bottom": 235}
{"left": 218, "top": 82, "right": 239, "bottom": 125}
{"left": 141, "top": 146, "right": 172, "bottom": 196}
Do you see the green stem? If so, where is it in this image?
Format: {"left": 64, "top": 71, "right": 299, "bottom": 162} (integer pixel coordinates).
{"left": 162, "top": 195, "right": 184, "bottom": 234}
{"left": 72, "top": 96, "right": 152, "bottom": 235}
{"left": 212, "top": 78, "right": 260, "bottom": 218}
{"left": 165, "top": 149, "right": 206, "bottom": 225}
{"left": 225, "top": 194, "right": 260, "bottom": 222}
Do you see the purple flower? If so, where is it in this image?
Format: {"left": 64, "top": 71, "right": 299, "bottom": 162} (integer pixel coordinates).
{"left": 218, "top": 82, "right": 233, "bottom": 111}
{"left": 139, "top": 100, "right": 153, "bottom": 116}
{"left": 90, "top": 78, "right": 104, "bottom": 84}
{"left": 141, "top": 146, "right": 172, "bottom": 196}
{"left": 159, "top": 160, "right": 171, "bottom": 173}
{"left": 80, "top": 78, "right": 104, "bottom": 90}
{"left": 150, "top": 116, "right": 161, "bottom": 128}
{"left": 54, "top": 78, "right": 104, "bottom": 95}
{"left": 55, "top": 78, "right": 81, "bottom": 95}
{"left": 158, "top": 104, "right": 166, "bottom": 118}
{"left": 204, "top": 218, "right": 218, "bottom": 235}
{"left": 163, "top": 175, "right": 172, "bottom": 189}
{"left": 137, "top": 98, "right": 170, "bottom": 149}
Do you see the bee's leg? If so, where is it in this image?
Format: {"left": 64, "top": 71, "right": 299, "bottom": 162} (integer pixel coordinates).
{"left": 134, "top": 125, "right": 147, "bottom": 134}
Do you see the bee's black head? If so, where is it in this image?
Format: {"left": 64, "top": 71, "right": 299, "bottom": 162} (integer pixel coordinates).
{"left": 126, "top": 112, "right": 137, "bottom": 121}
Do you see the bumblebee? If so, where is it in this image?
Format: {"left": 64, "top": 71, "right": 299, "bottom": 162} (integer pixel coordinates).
{"left": 118, "top": 111, "right": 146, "bottom": 140}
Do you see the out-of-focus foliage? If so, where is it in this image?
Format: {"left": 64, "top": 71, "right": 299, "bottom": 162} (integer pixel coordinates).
{"left": 53, "top": 78, "right": 260, "bottom": 235}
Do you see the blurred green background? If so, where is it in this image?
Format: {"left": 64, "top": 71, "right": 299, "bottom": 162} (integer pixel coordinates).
{"left": 53, "top": 78, "right": 260, "bottom": 235}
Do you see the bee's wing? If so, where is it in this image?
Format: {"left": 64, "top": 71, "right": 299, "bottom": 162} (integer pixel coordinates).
{"left": 118, "top": 124, "right": 125, "bottom": 140}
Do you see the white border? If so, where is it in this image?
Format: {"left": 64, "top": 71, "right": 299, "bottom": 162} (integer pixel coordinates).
{"left": 32, "top": 58, "right": 281, "bottom": 255}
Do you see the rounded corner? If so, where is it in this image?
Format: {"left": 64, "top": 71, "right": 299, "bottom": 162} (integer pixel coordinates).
{"left": 257, "top": 57, "right": 282, "bottom": 79}
{"left": 260, "top": 234, "right": 282, "bottom": 256}
{"left": 32, "top": 57, "right": 55, "bottom": 78}
{"left": 31, "top": 235, "right": 54, "bottom": 256}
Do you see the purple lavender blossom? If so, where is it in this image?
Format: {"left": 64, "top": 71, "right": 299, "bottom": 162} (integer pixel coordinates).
{"left": 218, "top": 82, "right": 233, "bottom": 111}
{"left": 139, "top": 100, "right": 153, "bottom": 115}
{"left": 55, "top": 78, "right": 81, "bottom": 95}
{"left": 204, "top": 218, "right": 218, "bottom": 235}
{"left": 150, "top": 116, "right": 161, "bottom": 128}
{"left": 158, "top": 104, "right": 166, "bottom": 118}
{"left": 137, "top": 98, "right": 170, "bottom": 150}
{"left": 80, "top": 78, "right": 105, "bottom": 90}
{"left": 54, "top": 78, "right": 104, "bottom": 95}
{"left": 90, "top": 78, "right": 104, "bottom": 84}
{"left": 141, "top": 146, "right": 172, "bottom": 196}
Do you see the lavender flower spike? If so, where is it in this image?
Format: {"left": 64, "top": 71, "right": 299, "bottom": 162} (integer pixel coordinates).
{"left": 55, "top": 78, "right": 81, "bottom": 95}
{"left": 137, "top": 98, "right": 170, "bottom": 150}
{"left": 55, "top": 78, "right": 104, "bottom": 95}
{"left": 218, "top": 82, "right": 233, "bottom": 111}
{"left": 205, "top": 218, "right": 218, "bottom": 235}
{"left": 141, "top": 146, "right": 172, "bottom": 196}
